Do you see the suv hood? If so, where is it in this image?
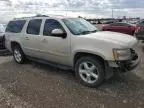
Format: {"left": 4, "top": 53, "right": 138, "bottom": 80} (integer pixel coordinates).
{"left": 81, "top": 31, "right": 138, "bottom": 47}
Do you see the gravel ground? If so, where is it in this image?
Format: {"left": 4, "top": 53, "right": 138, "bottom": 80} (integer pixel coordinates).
{"left": 0, "top": 42, "right": 143, "bottom": 108}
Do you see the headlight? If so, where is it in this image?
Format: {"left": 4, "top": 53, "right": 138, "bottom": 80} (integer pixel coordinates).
{"left": 113, "top": 49, "right": 131, "bottom": 60}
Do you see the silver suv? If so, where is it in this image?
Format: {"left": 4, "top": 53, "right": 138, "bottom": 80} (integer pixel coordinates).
{"left": 5, "top": 15, "right": 139, "bottom": 87}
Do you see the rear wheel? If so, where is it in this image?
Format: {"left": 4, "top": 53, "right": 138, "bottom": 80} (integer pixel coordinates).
{"left": 75, "top": 56, "right": 105, "bottom": 87}
{"left": 12, "top": 46, "right": 25, "bottom": 64}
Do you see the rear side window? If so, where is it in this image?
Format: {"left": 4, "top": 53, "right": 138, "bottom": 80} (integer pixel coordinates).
{"left": 26, "top": 19, "right": 42, "bottom": 35}
{"left": 6, "top": 20, "right": 26, "bottom": 33}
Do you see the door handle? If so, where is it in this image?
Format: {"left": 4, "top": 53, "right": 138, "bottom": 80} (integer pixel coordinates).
{"left": 25, "top": 37, "right": 29, "bottom": 40}
{"left": 42, "top": 39, "right": 47, "bottom": 43}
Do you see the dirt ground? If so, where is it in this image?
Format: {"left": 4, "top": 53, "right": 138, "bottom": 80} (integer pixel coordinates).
{"left": 0, "top": 42, "right": 143, "bottom": 108}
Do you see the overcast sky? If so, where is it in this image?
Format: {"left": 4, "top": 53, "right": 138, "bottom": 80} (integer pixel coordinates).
{"left": 0, "top": 0, "right": 143, "bottom": 23}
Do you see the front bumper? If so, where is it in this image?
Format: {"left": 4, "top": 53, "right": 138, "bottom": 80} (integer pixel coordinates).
{"left": 108, "top": 49, "right": 140, "bottom": 72}
{"left": 105, "top": 49, "right": 140, "bottom": 79}
{"left": 116, "top": 56, "right": 140, "bottom": 72}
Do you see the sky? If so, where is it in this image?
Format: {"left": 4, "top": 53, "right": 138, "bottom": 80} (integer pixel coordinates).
{"left": 0, "top": 0, "right": 144, "bottom": 23}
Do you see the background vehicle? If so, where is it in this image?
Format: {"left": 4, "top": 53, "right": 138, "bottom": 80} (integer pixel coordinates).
{"left": 134, "top": 20, "right": 144, "bottom": 40}
{"left": 0, "top": 24, "right": 5, "bottom": 49}
{"left": 102, "top": 22, "right": 138, "bottom": 35}
{"left": 5, "top": 15, "right": 139, "bottom": 87}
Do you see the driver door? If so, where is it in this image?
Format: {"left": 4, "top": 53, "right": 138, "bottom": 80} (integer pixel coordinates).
{"left": 41, "top": 19, "right": 71, "bottom": 65}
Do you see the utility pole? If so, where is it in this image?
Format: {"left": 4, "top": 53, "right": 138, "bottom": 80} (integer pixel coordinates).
{"left": 112, "top": 8, "right": 114, "bottom": 18}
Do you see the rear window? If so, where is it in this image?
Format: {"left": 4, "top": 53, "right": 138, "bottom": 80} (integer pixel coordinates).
{"left": 6, "top": 20, "right": 26, "bottom": 33}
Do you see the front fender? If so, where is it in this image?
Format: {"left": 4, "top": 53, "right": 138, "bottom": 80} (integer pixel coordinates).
{"left": 72, "top": 49, "right": 106, "bottom": 61}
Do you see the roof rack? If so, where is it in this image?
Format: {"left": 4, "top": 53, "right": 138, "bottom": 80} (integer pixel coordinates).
{"left": 35, "top": 14, "right": 49, "bottom": 17}
{"left": 13, "top": 14, "right": 49, "bottom": 20}
{"left": 13, "top": 14, "right": 65, "bottom": 20}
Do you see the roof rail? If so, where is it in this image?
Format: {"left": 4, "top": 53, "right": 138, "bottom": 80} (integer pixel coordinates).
{"left": 13, "top": 14, "right": 49, "bottom": 20}
{"left": 35, "top": 14, "right": 49, "bottom": 17}
{"left": 13, "top": 14, "right": 65, "bottom": 20}
{"left": 46, "top": 14, "right": 65, "bottom": 16}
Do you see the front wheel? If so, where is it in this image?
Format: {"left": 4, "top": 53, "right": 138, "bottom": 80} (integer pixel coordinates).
{"left": 75, "top": 56, "right": 105, "bottom": 88}
{"left": 12, "top": 46, "right": 25, "bottom": 64}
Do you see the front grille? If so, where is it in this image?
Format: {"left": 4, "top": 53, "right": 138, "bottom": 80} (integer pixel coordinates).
{"left": 130, "top": 49, "right": 138, "bottom": 61}
{"left": 130, "top": 48, "right": 135, "bottom": 54}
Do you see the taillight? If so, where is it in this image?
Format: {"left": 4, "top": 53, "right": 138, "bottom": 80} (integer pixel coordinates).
{"left": 135, "top": 26, "right": 141, "bottom": 33}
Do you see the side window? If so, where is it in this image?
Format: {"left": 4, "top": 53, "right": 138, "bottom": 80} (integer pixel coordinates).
{"left": 119, "top": 23, "right": 130, "bottom": 26}
{"left": 43, "top": 19, "right": 65, "bottom": 36}
{"left": 26, "top": 19, "right": 42, "bottom": 35}
{"left": 140, "top": 21, "right": 144, "bottom": 26}
{"left": 6, "top": 20, "right": 26, "bottom": 33}
{"left": 110, "top": 23, "right": 119, "bottom": 26}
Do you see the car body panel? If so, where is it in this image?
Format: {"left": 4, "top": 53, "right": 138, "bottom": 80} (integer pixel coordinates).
{"left": 70, "top": 31, "right": 138, "bottom": 65}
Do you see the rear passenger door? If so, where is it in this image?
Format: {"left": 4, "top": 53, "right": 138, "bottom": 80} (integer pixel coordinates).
{"left": 21, "top": 19, "right": 43, "bottom": 58}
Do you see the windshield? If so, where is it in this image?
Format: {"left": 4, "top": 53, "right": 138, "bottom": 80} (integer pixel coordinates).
{"left": 63, "top": 18, "right": 98, "bottom": 35}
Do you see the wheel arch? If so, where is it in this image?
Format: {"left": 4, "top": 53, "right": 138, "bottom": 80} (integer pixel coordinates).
{"left": 73, "top": 52, "right": 105, "bottom": 66}
{"left": 11, "top": 41, "right": 21, "bottom": 50}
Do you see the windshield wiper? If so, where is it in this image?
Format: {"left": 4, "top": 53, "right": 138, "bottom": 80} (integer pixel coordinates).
{"left": 90, "top": 30, "right": 97, "bottom": 33}
{"left": 80, "top": 31, "right": 91, "bottom": 34}
{"left": 80, "top": 30, "right": 97, "bottom": 35}
{"left": 77, "top": 29, "right": 98, "bottom": 35}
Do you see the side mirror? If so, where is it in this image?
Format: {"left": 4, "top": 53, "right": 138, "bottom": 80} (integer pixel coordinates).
{"left": 51, "top": 29, "right": 67, "bottom": 38}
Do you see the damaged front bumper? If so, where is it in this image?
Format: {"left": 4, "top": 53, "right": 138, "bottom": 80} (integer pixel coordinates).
{"left": 105, "top": 49, "right": 140, "bottom": 79}
{"left": 115, "top": 56, "right": 140, "bottom": 72}
{"left": 109, "top": 49, "right": 140, "bottom": 72}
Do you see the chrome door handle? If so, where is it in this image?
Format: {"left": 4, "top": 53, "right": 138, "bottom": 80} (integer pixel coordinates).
{"left": 25, "top": 37, "right": 29, "bottom": 40}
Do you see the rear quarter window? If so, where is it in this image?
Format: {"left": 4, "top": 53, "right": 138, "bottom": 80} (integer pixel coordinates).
{"left": 6, "top": 20, "right": 26, "bottom": 33}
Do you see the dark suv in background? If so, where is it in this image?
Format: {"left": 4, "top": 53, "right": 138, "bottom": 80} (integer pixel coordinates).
{"left": 0, "top": 24, "right": 5, "bottom": 49}
{"left": 135, "top": 20, "right": 144, "bottom": 40}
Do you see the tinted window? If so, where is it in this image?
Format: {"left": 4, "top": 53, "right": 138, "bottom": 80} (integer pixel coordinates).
{"left": 27, "top": 19, "right": 42, "bottom": 35}
{"left": 110, "top": 23, "right": 131, "bottom": 26}
{"left": 6, "top": 20, "right": 26, "bottom": 33}
{"left": 141, "top": 21, "right": 144, "bottom": 24}
{"left": 43, "top": 19, "right": 64, "bottom": 36}
{"left": 139, "top": 21, "right": 144, "bottom": 26}
{"left": 109, "top": 23, "right": 120, "bottom": 26}
{"left": 119, "top": 23, "right": 131, "bottom": 26}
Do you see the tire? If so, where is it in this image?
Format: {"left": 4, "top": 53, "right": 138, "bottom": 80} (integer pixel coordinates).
{"left": 12, "top": 45, "right": 25, "bottom": 64}
{"left": 75, "top": 56, "right": 105, "bottom": 88}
